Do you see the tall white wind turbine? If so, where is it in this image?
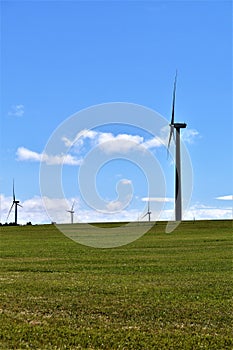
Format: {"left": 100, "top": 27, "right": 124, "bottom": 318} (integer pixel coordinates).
{"left": 142, "top": 201, "right": 152, "bottom": 222}
{"left": 168, "top": 72, "right": 187, "bottom": 221}
{"left": 67, "top": 201, "right": 75, "bottom": 224}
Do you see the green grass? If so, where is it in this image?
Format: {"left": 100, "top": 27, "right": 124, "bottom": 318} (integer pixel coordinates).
{"left": 0, "top": 220, "right": 232, "bottom": 349}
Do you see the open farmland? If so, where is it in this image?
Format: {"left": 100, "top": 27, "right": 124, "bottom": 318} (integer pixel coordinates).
{"left": 0, "top": 220, "right": 232, "bottom": 349}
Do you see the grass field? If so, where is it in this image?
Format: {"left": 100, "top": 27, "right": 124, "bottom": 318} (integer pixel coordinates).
{"left": 0, "top": 220, "right": 232, "bottom": 349}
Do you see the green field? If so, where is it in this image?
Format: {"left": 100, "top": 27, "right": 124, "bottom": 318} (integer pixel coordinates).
{"left": 0, "top": 220, "right": 232, "bottom": 349}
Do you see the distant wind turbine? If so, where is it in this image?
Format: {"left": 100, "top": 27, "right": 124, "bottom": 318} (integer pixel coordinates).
{"left": 6, "top": 180, "right": 22, "bottom": 225}
{"left": 142, "top": 201, "right": 151, "bottom": 222}
{"left": 67, "top": 201, "right": 75, "bottom": 224}
{"left": 167, "top": 71, "right": 187, "bottom": 221}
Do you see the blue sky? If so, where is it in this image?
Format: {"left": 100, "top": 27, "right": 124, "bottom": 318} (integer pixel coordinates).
{"left": 1, "top": 0, "right": 232, "bottom": 224}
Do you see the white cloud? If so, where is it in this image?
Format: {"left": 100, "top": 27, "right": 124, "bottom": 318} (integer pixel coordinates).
{"left": 62, "top": 136, "right": 74, "bottom": 148}
{"left": 62, "top": 129, "right": 98, "bottom": 148}
{"left": 106, "top": 200, "right": 125, "bottom": 212}
{"left": 79, "top": 129, "right": 98, "bottom": 140}
{"left": 1, "top": 193, "right": 232, "bottom": 226}
{"left": 17, "top": 127, "right": 199, "bottom": 168}
{"left": 142, "top": 197, "right": 173, "bottom": 203}
{"left": 120, "top": 179, "right": 132, "bottom": 185}
{"left": 216, "top": 195, "right": 233, "bottom": 201}
{"left": 97, "top": 133, "right": 144, "bottom": 154}
{"left": 183, "top": 203, "right": 232, "bottom": 220}
{"left": 141, "top": 201, "right": 232, "bottom": 221}
{"left": 17, "top": 147, "right": 42, "bottom": 162}
{"left": 16, "top": 147, "right": 82, "bottom": 166}
{"left": 182, "top": 129, "right": 199, "bottom": 144}
{"left": 62, "top": 126, "right": 199, "bottom": 157}
{"left": 63, "top": 130, "right": 163, "bottom": 155}
{"left": 0, "top": 194, "right": 138, "bottom": 225}
{"left": 0, "top": 194, "right": 80, "bottom": 224}
{"left": 8, "top": 104, "right": 25, "bottom": 117}
{"left": 143, "top": 137, "right": 164, "bottom": 149}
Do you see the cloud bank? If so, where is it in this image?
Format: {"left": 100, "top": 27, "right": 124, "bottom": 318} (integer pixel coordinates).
{"left": 16, "top": 127, "right": 199, "bottom": 166}
{"left": 1, "top": 194, "right": 231, "bottom": 226}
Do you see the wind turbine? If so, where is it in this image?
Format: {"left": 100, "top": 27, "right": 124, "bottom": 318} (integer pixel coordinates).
{"left": 6, "top": 180, "right": 22, "bottom": 225}
{"left": 142, "top": 201, "right": 151, "bottom": 222}
{"left": 67, "top": 201, "right": 75, "bottom": 224}
{"left": 168, "top": 71, "right": 187, "bottom": 221}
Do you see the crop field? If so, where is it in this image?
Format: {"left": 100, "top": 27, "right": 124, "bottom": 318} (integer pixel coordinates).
{"left": 0, "top": 220, "right": 232, "bottom": 349}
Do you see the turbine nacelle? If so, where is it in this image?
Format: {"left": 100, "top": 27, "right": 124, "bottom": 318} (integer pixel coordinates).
{"left": 172, "top": 123, "right": 187, "bottom": 129}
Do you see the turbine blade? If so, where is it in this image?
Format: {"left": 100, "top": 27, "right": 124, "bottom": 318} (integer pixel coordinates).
{"left": 13, "top": 180, "right": 15, "bottom": 201}
{"left": 71, "top": 201, "right": 75, "bottom": 211}
{"left": 167, "top": 125, "right": 174, "bottom": 156}
{"left": 167, "top": 71, "right": 177, "bottom": 157}
{"left": 141, "top": 212, "right": 148, "bottom": 219}
{"left": 171, "top": 70, "right": 177, "bottom": 125}
{"left": 17, "top": 204, "right": 23, "bottom": 208}
{"left": 6, "top": 203, "right": 14, "bottom": 221}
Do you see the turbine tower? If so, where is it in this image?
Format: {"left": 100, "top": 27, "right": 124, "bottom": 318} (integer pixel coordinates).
{"left": 168, "top": 72, "right": 187, "bottom": 221}
{"left": 142, "top": 201, "right": 151, "bottom": 222}
{"left": 67, "top": 201, "right": 75, "bottom": 224}
{"left": 6, "top": 180, "right": 22, "bottom": 225}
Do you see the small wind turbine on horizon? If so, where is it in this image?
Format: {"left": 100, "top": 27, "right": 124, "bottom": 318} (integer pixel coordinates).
{"left": 141, "top": 201, "right": 152, "bottom": 222}
{"left": 6, "top": 180, "right": 22, "bottom": 225}
{"left": 67, "top": 201, "right": 75, "bottom": 224}
{"left": 167, "top": 71, "right": 187, "bottom": 221}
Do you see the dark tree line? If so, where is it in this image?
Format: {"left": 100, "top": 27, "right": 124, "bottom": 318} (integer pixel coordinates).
{"left": 0, "top": 222, "right": 32, "bottom": 226}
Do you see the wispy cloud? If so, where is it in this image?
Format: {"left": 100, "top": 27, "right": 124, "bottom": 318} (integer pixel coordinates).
{"left": 184, "top": 203, "right": 232, "bottom": 220}
{"left": 106, "top": 200, "right": 126, "bottom": 212}
{"left": 16, "top": 147, "right": 82, "bottom": 166}
{"left": 8, "top": 104, "right": 25, "bottom": 117}
{"left": 142, "top": 197, "right": 173, "bottom": 203}
{"left": 182, "top": 129, "right": 200, "bottom": 144}
{"left": 62, "top": 129, "right": 98, "bottom": 148}
{"left": 216, "top": 195, "right": 233, "bottom": 201}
